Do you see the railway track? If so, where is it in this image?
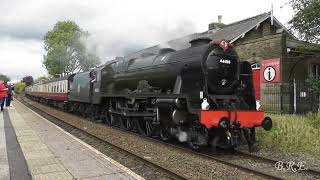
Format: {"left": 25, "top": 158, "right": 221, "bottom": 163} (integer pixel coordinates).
{"left": 19, "top": 97, "right": 320, "bottom": 180}
{"left": 137, "top": 132, "right": 320, "bottom": 180}
{"left": 17, "top": 98, "right": 187, "bottom": 180}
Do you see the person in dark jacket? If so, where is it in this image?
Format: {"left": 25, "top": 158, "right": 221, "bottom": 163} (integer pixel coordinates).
{"left": 6, "top": 83, "right": 14, "bottom": 107}
{"left": 0, "top": 81, "right": 8, "bottom": 111}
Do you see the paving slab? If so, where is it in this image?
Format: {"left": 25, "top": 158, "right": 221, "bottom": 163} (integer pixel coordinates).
{"left": 0, "top": 112, "right": 9, "bottom": 180}
{"left": 9, "top": 100, "right": 144, "bottom": 180}
{"left": 2, "top": 108, "right": 32, "bottom": 180}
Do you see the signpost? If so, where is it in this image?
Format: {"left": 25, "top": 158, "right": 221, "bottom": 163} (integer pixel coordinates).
{"left": 261, "top": 58, "right": 281, "bottom": 83}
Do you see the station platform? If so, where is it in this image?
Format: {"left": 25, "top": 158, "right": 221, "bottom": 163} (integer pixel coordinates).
{"left": 0, "top": 100, "right": 144, "bottom": 180}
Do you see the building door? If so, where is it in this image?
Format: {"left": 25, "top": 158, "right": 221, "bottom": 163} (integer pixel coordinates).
{"left": 251, "top": 64, "right": 261, "bottom": 101}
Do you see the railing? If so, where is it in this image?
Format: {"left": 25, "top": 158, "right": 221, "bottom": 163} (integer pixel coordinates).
{"left": 261, "top": 81, "right": 319, "bottom": 114}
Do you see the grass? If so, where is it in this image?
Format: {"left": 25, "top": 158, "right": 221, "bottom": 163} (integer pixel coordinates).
{"left": 256, "top": 113, "right": 320, "bottom": 157}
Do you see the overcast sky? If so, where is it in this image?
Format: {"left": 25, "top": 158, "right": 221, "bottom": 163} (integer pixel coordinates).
{"left": 0, "top": 0, "right": 293, "bottom": 81}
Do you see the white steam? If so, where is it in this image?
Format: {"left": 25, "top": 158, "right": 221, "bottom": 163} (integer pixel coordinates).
{"left": 83, "top": 19, "right": 197, "bottom": 62}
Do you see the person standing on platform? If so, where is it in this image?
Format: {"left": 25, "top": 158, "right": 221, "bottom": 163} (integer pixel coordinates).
{"left": 6, "top": 83, "right": 14, "bottom": 107}
{"left": 0, "top": 81, "right": 8, "bottom": 111}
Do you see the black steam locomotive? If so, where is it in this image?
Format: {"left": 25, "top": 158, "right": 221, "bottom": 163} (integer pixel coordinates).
{"left": 26, "top": 38, "right": 272, "bottom": 151}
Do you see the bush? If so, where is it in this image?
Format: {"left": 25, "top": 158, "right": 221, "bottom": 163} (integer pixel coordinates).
{"left": 257, "top": 114, "right": 320, "bottom": 156}
{"left": 14, "top": 82, "right": 26, "bottom": 94}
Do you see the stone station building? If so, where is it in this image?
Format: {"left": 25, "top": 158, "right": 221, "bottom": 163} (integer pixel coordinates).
{"left": 129, "top": 12, "right": 320, "bottom": 113}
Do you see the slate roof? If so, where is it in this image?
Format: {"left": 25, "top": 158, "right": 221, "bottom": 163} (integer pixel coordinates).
{"left": 122, "top": 12, "right": 286, "bottom": 60}
{"left": 209, "top": 12, "right": 271, "bottom": 42}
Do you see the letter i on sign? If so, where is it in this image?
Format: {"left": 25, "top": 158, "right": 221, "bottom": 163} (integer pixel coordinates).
{"left": 263, "top": 66, "right": 276, "bottom": 82}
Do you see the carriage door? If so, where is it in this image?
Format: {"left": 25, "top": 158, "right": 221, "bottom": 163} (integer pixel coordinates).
{"left": 251, "top": 63, "right": 261, "bottom": 108}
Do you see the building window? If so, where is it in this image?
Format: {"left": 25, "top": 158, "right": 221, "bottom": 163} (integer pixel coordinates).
{"left": 312, "top": 64, "right": 320, "bottom": 79}
{"left": 251, "top": 63, "right": 260, "bottom": 69}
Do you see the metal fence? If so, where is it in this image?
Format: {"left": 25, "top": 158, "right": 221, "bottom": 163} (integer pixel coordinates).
{"left": 289, "top": 81, "right": 319, "bottom": 114}
{"left": 261, "top": 81, "right": 319, "bottom": 114}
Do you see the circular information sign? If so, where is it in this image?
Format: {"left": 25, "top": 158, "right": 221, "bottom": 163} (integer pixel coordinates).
{"left": 263, "top": 66, "right": 276, "bottom": 82}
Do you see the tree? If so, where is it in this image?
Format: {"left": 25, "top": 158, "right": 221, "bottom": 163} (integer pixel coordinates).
{"left": 35, "top": 76, "right": 49, "bottom": 83}
{"left": 289, "top": 0, "right": 320, "bottom": 43}
{"left": 0, "top": 74, "right": 10, "bottom": 84}
{"left": 22, "top": 75, "right": 34, "bottom": 86}
{"left": 43, "top": 21, "right": 100, "bottom": 76}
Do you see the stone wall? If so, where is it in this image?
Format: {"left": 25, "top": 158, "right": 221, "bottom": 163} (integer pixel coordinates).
{"left": 233, "top": 30, "right": 287, "bottom": 113}
{"left": 234, "top": 34, "right": 284, "bottom": 61}
{"left": 227, "top": 19, "right": 318, "bottom": 113}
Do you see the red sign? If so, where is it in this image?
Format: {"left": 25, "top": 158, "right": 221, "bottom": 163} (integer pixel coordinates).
{"left": 252, "top": 68, "right": 260, "bottom": 100}
{"left": 261, "top": 58, "right": 281, "bottom": 83}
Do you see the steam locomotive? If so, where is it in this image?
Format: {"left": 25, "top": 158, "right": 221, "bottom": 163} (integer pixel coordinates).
{"left": 25, "top": 38, "right": 272, "bottom": 151}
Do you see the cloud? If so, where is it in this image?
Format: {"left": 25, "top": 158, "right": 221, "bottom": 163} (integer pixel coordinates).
{"left": 0, "top": 36, "right": 46, "bottom": 80}
{"left": 0, "top": 0, "right": 293, "bottom": 79}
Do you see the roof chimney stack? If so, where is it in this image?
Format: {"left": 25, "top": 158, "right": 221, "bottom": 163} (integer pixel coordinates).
{"left": 218, "top": 15, "right": 222, "bottom": 23}
{"left": 208, "top": 15, "right": 225, "bottom": 31}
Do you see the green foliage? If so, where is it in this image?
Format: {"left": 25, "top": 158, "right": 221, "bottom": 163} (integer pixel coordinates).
{"left": 43, "top": 21, "right": 100, "bottom": 76}
{"left": 0, "top": 74, "right": 10, "bottom": 84}
{"left": 289, "top": 0, "right": 320, "bottom": 43}
{"left": 43, "top": 44, "right": 68, "bottom": 75}
{"left": 297, "top": 43, "right": 320, "bottom": 53}
{"left": 257, "top": 114, "right": 320, "bottom": 156}
{"left": 14, "top": 82, "right": 26, "bottom": 94}
{"left": 35, "top": 76, "right": 49, "bottom": 83}
{"left": 306, "top": 77, "right": 320, "bottom": 93}
{"left": 22, "top": 75, "right": 34, "bottom": 86}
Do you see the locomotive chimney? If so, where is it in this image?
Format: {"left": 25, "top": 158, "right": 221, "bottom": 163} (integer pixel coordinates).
{"left": 189, "top": 38, "right": 211, "bottom": 48}
{"left": 218, "top": 15, "right": 222, "bottom": 23}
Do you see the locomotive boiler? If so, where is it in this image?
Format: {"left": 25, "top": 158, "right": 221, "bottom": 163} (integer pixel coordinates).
{"left": 26, "top": 38, "right": 272, "bottom": 152}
